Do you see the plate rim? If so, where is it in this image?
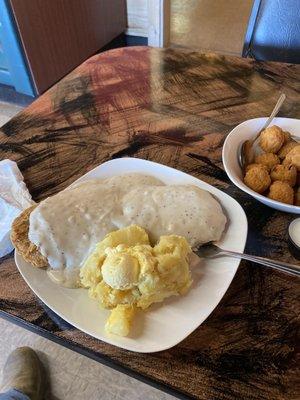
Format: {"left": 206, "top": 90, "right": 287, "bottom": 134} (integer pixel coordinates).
{"left": 15, "top": 157, "right": 248, "bottom": 352}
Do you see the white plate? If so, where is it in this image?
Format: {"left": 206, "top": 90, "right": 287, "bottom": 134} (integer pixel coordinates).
{"left": 15, "top": 157, "right": 247, "bottom": 353}
{"left": 223, "top": 117, "right": 300, "bottom": 213}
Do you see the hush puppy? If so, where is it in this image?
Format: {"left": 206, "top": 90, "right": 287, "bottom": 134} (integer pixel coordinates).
{"left": 254, "top": 153, "right": 280, "bottom": 171}
{"left": 244, "top": 166, "right": 271, "bottom": 194}
{"left": 283, "top": 131, "right": 291, "bottom": 143}
{"left": 270, "top": 164, "right": 297, "bottom": 186}
{"left": 283, "top": 145, "right": 300, "bottom": 170}
{"left": 268, "top": 181, "right": 294, "bottom": 204}
{"left": 245, "top": 163, "right": 268, "bottom": 173}
{"left": 259, "top": 125, "right": 285, "bottom": 153}
{"left": 278, "top": 140, "right": 298, "bottom": 159}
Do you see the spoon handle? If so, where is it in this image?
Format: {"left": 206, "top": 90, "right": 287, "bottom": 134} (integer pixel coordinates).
{"left": 219, "top": 248, "right": 300, "bottom": 277}
{"left": 254, "top": 93, "right": 286, "bottom": 141}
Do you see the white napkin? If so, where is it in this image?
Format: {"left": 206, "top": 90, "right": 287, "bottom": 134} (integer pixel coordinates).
{"left": 0, "top": 159, "right": 35, "bottom": 257}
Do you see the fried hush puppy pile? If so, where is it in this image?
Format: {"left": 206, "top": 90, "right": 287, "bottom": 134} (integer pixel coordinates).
{"left": 243, "top": 125, "right": 300, "bottom": 205}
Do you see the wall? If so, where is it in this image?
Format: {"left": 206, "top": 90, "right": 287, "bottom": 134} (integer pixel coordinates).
{"left": 126, "top": 0, "right": 254, "bottom": 57}
{"left": 170, "top": 0, "right": 254, "bottom": 56}
{"left": 126, "top": 0, "right": 148, "bottom": 37}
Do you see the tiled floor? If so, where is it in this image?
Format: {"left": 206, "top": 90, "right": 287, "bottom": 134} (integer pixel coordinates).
{"left": 0, "top": 102, "right": 23, "bottom": 127}
{"left": 0, "top": 102, "right": 175, "bottom": 400}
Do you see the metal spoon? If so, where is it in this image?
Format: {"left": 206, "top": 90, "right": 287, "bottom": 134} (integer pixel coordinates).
{"left": 239, "top": 93, "right": 286, "bottom": 170}
{"left": 194, "top": 242, "right": 300, "bottom": 277}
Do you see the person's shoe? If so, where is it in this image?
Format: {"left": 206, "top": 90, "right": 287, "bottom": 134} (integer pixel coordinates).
{"left": 0, "top": 346, "right": 46, "bottom": 400}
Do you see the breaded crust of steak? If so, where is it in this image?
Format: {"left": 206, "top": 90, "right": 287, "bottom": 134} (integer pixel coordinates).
{"left": 11, "top": 205, "right": 48, "bottom": 268}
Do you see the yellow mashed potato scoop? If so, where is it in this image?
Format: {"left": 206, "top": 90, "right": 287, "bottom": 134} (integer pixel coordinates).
{"left": 80, "top": 225, "right": 192, "bottom": 337}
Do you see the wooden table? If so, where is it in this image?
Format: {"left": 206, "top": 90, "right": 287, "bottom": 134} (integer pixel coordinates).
{"left": 0, "top": 47, "right": 299, "bottom": 400}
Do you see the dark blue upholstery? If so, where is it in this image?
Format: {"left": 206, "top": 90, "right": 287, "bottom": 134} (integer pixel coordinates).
{"left": 243, "top": 0, "right": 300, "bottom": 64}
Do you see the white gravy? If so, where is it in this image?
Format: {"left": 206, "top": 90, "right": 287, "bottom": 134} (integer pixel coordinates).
{"left": 116, "top": 185, "right": 226, "bottom": 245}
{"left": 28, "top": 174, "right": 226, "bottom": 287}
